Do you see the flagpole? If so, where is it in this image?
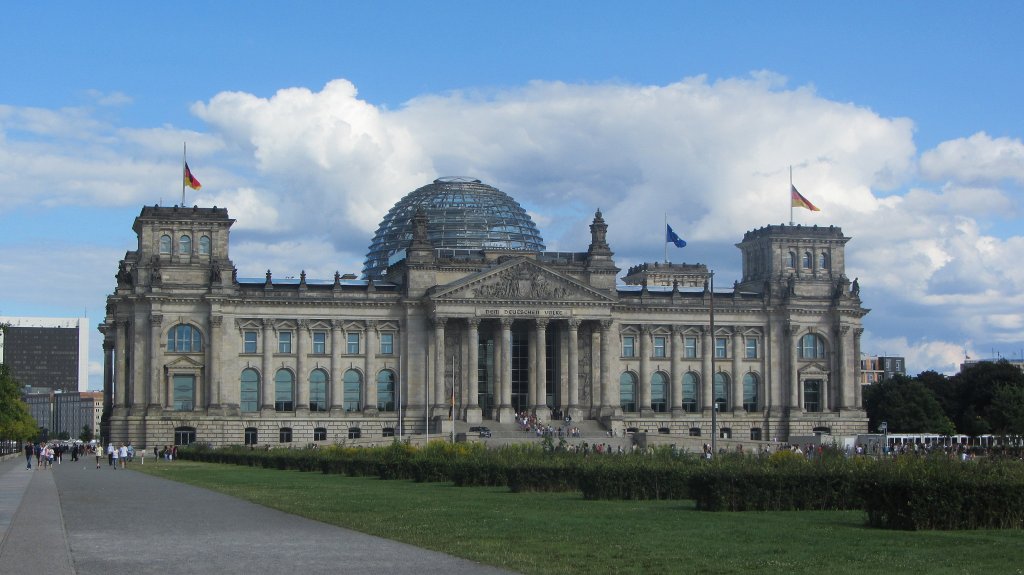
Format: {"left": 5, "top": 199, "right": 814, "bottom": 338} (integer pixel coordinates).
{"left": 664, "top": 213, "right": 668, "bottom": 264}
{"left": 789, "top": 166, "right": 794, "bottom": 226}
{"left": 182, "top": 142, "right": 187, "bottom": 207}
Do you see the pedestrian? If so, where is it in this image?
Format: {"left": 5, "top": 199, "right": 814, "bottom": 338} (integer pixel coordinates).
{"left": 110, "top": 443, "right": 119, "bottom": 469}
{"left": 107, "top": 443, "right": 115, "bottom": 466}
{"left": 95, "top": 444, "right": 102, "bottom": 469}
{"left": 119, "top": 443, "right": 128, "bottom": 469}
{"left": 24, "top": 442, "right": 33, "bottom": 470}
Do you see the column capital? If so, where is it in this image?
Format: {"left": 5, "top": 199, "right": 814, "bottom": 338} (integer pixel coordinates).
{"left": 467, "top": 318, "right": 481, "bottom": 329}
{"left": 599, "top": 319, "right": 613, "bottom": 332}
{"left": 210, "top": 314, "right": 223, "bottom": 328}
{"left": 431, "top": 316, "right": 448, "bottom": 329}
{"left": 535, "top": 318, "right": 549, "bottom": 329}
{"left": 567, "top": 318, "right": 582, "bottom": 330}
{"left": 150, "top": 314, "right": 163, "bottom": 326}
{"left": 500, "top": 317, "right": 514, "bottom": 329}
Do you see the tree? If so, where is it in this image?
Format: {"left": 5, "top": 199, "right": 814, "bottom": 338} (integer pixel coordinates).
{"left": 989, "top": 383, "right": 1024, "bottom": 435}
{"left": 79, "top": 425, "right": 94, "bottom": 442}
{"left": 0, "top": 364, "right": 38, "bottom": 441}
{"left": 863, "top": 374, "right": 955, "bottom": 435}
{"left": 949, "top": 360, "right": 1024, "bottom": 434}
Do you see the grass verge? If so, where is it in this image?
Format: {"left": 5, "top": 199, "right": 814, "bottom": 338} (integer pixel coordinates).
{"left": 136, "top": 459, "right": 1023, "bottom": 575}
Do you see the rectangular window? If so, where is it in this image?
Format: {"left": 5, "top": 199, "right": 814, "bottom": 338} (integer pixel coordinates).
{"left": 279, "top": 428, "right": 292, "bottom": 443}
{"left": 684, "top": 336, "right": 697, "bottom": 358}
{"left": 804, "top": 379, "right": 822, "bottom": 412}
{"left": 653, "top": 336, "right": 666, "bottom": 358}
{"left": 715, "top": 337, "right": 728, "bottom": 359}
{"left": 172, "top": 374, "right": 194, "bottom": 411}
{"left": 312, "top": 331, "right": 327, "bottom": 354}
{"left": 347, "top": 333, "right": 360, "bottom": 354}
{"left": 313, "top": 427, "right": 327, "bottom": 442}
{"left": 244, "top": 428, "right": 258, "bottom": 445}
{"left": 745, "top": 337, "right": 758, "bottom": 359}
{"left": 243, "top": 331, "right": 258, "bottom": 354}
{"left": 278, "top": 331, "right": 292, "bottom": 354}
{"left": 622, "top": 335, "right": 635, "bottom": 358}
{"left": 379, "top": 333, "right": 394, "bottom": 355}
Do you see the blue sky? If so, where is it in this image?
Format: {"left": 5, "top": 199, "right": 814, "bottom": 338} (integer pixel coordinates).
{"left": 3, "top": 2, "right": 1023, "bottom": 388}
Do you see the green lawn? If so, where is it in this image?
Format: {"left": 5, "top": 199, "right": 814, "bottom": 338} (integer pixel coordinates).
{"left": 136, "top": 460, "right": 1023, "bottom": 575}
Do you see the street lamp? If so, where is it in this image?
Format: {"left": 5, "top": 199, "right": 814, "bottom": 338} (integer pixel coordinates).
{"left": 879, "top": 421, "right": 888, "bottom": 456}
{"left": 711, "top": 402, "right": 718, "bottom": 458}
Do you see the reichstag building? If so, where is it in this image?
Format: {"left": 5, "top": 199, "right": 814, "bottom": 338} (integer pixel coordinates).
{"left": 101, "top": 177, "right": 869, "bottom": 447}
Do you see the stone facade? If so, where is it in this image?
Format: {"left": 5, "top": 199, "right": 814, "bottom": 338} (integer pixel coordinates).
{"left": 101, "top": 204, "right": 869, "bottom": 448}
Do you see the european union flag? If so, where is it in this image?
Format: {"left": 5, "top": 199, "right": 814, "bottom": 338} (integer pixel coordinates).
{"left": 666, "top": 224, "right": 687, "bottom": 248}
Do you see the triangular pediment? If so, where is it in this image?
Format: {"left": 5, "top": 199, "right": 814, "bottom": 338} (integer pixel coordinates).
{"left": 798, "top": 362, "right": 830, "bottom": 376}
{"left": 165, "top": 355, "right": 204, "bottom": 369}
{"left": 430, "top": 257, "right": 613, "bottom": 303}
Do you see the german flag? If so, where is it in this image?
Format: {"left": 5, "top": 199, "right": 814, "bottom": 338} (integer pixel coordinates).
{"left": 184, "top": 162, "right": 202, "bottom": 190}
{"left": 790, "top": 185, "right": 820, "bottom": 211}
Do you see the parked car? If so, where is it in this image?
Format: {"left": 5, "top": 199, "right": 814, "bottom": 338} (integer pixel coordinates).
{"left": 469, "top": 426, "right": 492, "bottom": 438}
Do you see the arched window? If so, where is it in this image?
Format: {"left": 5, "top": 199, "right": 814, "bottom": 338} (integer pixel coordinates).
{"left": 179, "top": 234, "right": 192, "bottom": 255}
{"left": 802, "top": 251, "right": 812, "bottom": 269}
{"left": 682, "top": 372, "right": 699, "bottom": 413}
{"left": 619, "top": 372, "right": 637, "bottom": 412}
{"left": 199, "top": 235, "right": 211, "bottom": 255}
{"left": 788, "top": 251, "right": 797, "bottom": 268}
{"left": 240, "top": 369, "right": 260, "bottom": 412}
{"left": 343, "top": 369, "right": 362, "bottom": 412}
{"left": 743, "top": 372, "right": 759, "bottom": 412}
{"left": 650, "top": 372, "right": 668, "bottom": 413}
{"left": 377, "top": 369, "right": 395, "bottom": 411}
{"left": 159, "top": 234, "right": 172, "bottom": 254}
{"left": 713, "top": 372, "right": 730, "bottom": 412}
{"left": 818, "top": 252, "right": 829, "bottom": 270}
{"left": 167, "top": 324, "right": 203, "bottom": 352}
{"left": 799, "top": 333, "right": 827, "bottom": 359}
{"left": 309, "top": 369, "right": 328, "bottom": 412}
{"left": 274, "top": 369, "right": 294, "bottom": 412}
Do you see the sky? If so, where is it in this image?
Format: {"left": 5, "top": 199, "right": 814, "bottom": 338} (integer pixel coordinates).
{"left": 2, "top": 2, "right": 1023, "bottom": 390}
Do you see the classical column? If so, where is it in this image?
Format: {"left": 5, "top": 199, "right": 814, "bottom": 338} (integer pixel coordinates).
{"left": 599, "top": 320, "right": 615, "bottom": 416}
{"left": 497, "top": 318, "right": 515, "bottom": 421}
{"left": 329, "top": 320, "right": 343, "bottom": 413}
{"left": 639, "top": 326, "right": 652, "bottom": 415}
{"left": 432, "top": 316, "right": 447, "bottom": 416}
{"left": 114, "top": 320, "right": 128, "bottom": 412}
{"left": 148, "top": 314, "right": 163, "bottom": 413}
{"left": 533, "top": 319, "right": 548, "bottom": 415}
{"left": 788, "top": 325, "right": 800, "bottom": 412}
{"left": 567, "top": 319, "right": 580, "bottom": 417}
{"left": 208, "top": 314, "right": 224, "bottom": 411}
{"left": 700, "top": 326, "right": 713, "bottom": 412}
{"left": 590, "top": 324, "right": 601, "bottom": 417}
{"left": 853, "top": 328, "right": 865, "bottom": 409}
{"left": 295, "top": 320, "right": 309, "bottom": 414}
{"left": 261, "top": 318, "right": 275, "bottom": 413}
{"left": 670, "top": 326, "right": 683, "bottom": 414}
{"left": 466, "top": 319, "right": 481, "bottom": 416}
{"left": 102, "top": 339, "right": 114, "bottom": 420}
{"left": 731, "top": 327, "right": 743, "bottom": 412}
{"left": 364, "top": 320, "right": 378, "bottom": 413}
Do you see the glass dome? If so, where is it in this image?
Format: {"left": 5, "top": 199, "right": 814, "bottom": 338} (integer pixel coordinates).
{"left": 362, "top": 177, "right": 546, "bottom": 279}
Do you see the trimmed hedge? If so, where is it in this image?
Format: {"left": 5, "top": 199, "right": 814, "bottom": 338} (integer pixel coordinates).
{"left": 859, "top": 457, "right": 1024, "bottom": 530}
{"left": 177, "top": 443, "right": 1024, "bottom": 530}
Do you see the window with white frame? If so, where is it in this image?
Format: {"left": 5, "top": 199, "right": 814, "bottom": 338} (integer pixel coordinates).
{"left": 278, "top": 331, "right": 292, "bottom": 354}
{"left": 622, "top": 335, "right": 635, "bottom": 358}
{"left": 653, "top": 336, "right": 666, "bottom": 358}
{"left": 347, "top": 332, "right": 360, "bottom": 354}
{"left": 312, "top": 331, "right": 327, "bottom": 354}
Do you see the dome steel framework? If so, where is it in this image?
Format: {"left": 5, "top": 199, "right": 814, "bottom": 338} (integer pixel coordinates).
{"left": 362, "top": 177, "right": 545, "bottom": 279}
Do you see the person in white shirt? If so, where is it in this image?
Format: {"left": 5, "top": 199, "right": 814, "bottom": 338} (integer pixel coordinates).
{"left": 118, "top": 444, "right": 129, "bottom": 469}
{"left": 110, "top": 443, "right": 119, "bottom": 469}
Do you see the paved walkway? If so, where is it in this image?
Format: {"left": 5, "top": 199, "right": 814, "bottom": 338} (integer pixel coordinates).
{"left": 0, "top": 454, "right": 515, "bottom": 574}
